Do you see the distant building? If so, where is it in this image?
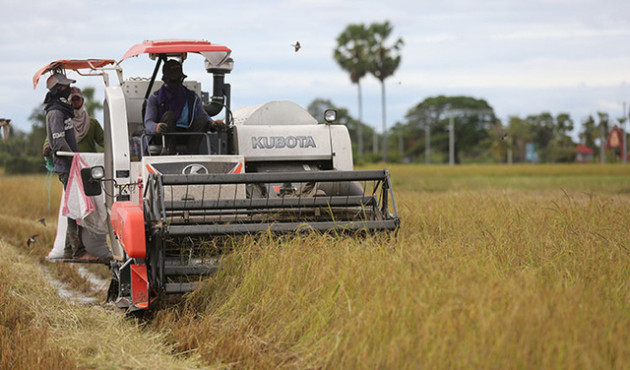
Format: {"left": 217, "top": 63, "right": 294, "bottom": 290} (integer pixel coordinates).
{"left": 575, "top": 144, "right": 594, "bottom": 163}
{"left": 525, "top": 142, "right": 539, "bottom": 163}
{"left": 606, "top": 125, "right": 627, "bottom": 161}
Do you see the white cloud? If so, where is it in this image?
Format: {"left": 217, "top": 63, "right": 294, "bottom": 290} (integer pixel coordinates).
{"left": 413, "top": 34, "right": 457, "bottom": 44}
{"left": 398, "top": 56, "right": 630, "bottom": 89}
{"left": 493, "top": 24, "right": 630, "bottom": 40}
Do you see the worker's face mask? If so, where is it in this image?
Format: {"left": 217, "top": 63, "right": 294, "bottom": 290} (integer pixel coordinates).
{"left": 165, "top": 77, "right": 184, "bottom": 86}
{"left": 51, "top": 84, "right": 72, "bottom": 99}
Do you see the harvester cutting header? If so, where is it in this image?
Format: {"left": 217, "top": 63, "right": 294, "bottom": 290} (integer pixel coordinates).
{"left": 34, "top": 39, "right": 400, "bottom": 311}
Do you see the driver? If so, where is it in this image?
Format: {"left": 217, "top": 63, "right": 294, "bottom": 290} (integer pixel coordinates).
{"left": 144, "top": 59, "right": 224, "bottom": 154}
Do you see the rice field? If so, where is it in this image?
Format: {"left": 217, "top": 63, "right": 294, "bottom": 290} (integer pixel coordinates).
{"left": 1, "top": 164, "right": 629, "bottom": 369}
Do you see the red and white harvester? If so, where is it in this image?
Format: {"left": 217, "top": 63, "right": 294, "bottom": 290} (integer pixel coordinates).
{"left": 34, "top": 40, "right": 399, "bottom": 311}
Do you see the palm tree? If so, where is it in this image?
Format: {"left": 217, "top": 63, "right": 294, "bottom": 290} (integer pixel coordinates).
{"left": 334, "top": 24, "right": 370, "bottom": 159}
{"left": 368, "top": 21, "right": 403, "bottom": 162}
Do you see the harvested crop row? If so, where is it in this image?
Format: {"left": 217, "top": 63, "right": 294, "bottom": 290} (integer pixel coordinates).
{"left": 0, "top": 240, "right": 205, "bottom": 369}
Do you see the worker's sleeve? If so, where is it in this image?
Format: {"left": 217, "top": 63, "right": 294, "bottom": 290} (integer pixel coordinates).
{"left": 92, "top": 118, "right": 105, "bottom": 148}
{"left": 144, "top": 95, "right": 159, "bottom": 134}
{"left": 47, "top": 110, "right": 73, "bottom": 153}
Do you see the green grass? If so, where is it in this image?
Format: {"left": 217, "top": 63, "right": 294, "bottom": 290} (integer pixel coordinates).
{"left": 377, "top": 163, "right": 630, "bottom": 193}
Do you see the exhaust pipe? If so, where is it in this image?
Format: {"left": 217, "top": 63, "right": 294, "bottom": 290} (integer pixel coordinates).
{"left": 204, "top": 73, "right": 226, "bottom": 116}
{"left": 205, "top": 58, "right": 233, "bottom": 117}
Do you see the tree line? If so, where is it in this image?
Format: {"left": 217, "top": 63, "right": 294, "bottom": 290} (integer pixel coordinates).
{"left": 313, "top": 21, "right": 626, "bottom": 165}
{"left": 308, "top": 95, "right": 625, "bottom": 164}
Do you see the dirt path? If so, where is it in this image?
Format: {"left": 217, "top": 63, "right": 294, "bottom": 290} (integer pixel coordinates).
{"left": 41, "top": 264, "right": 105, "bottom": 305}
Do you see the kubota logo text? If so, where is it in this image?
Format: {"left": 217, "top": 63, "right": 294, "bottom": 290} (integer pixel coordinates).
{"left": 251, "top": 136, "right": 317, "bottom": 149}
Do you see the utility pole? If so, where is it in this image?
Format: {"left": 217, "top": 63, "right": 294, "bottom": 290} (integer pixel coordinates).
{"left": 373, "top": 130, "right": 378, "bottom": 156}
{"left": 358, "top": 84, "right": 363, "bottom": 160}
{"left": 425, "top": 124, "right": 430, "bottom": 164}
{"left": 381, "top": 83, "right": 388, "bottom": 162}
{"left": 449, "top": 115, "right": 455, "bottom": 165}
{"left": 600, "top": 121, "right": 606, "bottom": 164}
{"left": 398, "top": 128, "right": 403, "bottom": 158}
{"left": 623, "top": 102, "right": 627, "bottom": 164}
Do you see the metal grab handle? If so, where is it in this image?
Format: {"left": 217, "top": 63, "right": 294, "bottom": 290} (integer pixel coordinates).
{"left": 160, "top": 170, "right": 391, "bottom": 185}
{"left": 56, "top": 151, "right": 76, "bottom": 157}
{"left": 140, "top": 132, "right": 213, "bottom": 156}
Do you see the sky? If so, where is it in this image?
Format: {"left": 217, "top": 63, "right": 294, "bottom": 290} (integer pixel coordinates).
{"left": 1, "top": 0, "right": 629, "bottom": 138}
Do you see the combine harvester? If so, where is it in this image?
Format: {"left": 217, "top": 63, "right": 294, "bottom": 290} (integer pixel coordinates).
{"left": 35, "top": 40, "right": 399, "bottom": 311}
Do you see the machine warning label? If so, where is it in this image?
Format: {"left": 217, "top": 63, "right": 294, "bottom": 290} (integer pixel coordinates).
{"left": 251, "top": 136, "right": 316, "bottom": 149}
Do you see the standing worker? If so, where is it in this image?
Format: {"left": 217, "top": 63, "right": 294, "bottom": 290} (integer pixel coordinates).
{"left": 69, "top": 87, "right": 105, "bottom": 151}
{"left": 43, "top": 73, "right": 98, "bottom": 262}
{"left": 43, "top": 87, "right": 105, "bottom": 153}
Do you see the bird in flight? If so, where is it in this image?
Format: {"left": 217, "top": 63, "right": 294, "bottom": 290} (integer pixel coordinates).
{"left": 27, "top": 234, "right": 39, "bottom": 248}
{"left": 291, "top": 41, "right": 301, "bottom": 52}
{"left": 38, "top": 218, "right": 46, "bottom": 226}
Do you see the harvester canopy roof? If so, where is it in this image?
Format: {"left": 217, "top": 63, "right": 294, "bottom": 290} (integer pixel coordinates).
{"left": 120, "top": 39, "right": 231, "bottom": 62}
{"left": 32, "top": 59, "right": 116, "bottom": 89}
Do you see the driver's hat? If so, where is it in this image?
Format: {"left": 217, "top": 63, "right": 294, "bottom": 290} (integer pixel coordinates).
{"left": 162, "top": 60, "right": 187, "bottom": 81}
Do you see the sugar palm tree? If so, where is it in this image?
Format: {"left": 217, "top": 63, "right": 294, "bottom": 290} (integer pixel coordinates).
{"left": 368, "top": 21, "right": 403, "bottom": 162}
{"left": 334, "top": 24, "right": 370, "bottom": 159}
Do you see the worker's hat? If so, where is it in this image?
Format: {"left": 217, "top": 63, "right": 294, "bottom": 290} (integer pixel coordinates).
{"left": 46, "top": 73, "right": 76, "bottom": 90}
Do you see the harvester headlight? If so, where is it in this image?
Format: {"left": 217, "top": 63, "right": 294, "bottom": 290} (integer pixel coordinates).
{"left": 91, "top": 166, "right": 105, "bottom": 180}
{"left": 324, "top": 109, "right": 337, "bottom": 124}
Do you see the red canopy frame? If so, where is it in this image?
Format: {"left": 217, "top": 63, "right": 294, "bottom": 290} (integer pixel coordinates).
{"left": 32, "top": 59, "right": 116, "bottom": 89}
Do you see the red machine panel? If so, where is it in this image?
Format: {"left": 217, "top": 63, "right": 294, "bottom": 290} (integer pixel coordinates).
{"left": 130, "top": 264, "right": 149, "bottom": 309}
{"left": 110, "top": 201, "right": 146, "bottom": 258}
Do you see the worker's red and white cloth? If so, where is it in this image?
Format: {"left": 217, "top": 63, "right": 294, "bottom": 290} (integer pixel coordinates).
{"left": 63, "top": 154, "right": 95, "bottom": 220}
{"left": 62, "top": 153, "right": 107, "bottom": 234}
{"left": 48, "top": 153, "right": 110, "bottom": 259}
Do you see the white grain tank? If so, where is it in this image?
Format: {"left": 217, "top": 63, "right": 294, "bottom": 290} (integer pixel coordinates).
{"left": 232, "top": 101, "right": 354, "bottom": 171}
